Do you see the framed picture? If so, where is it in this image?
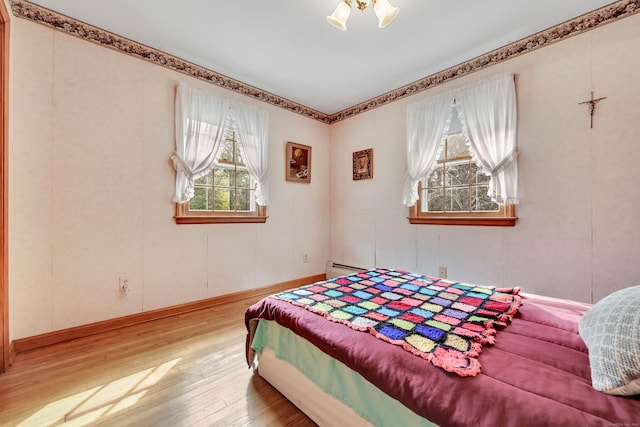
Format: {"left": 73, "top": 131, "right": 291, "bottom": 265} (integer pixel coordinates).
{"left": 286, "top": 141, "right": 311, "bottom": 183}
{"left": 353, "top": 148, "right": 373, "bottom": 180}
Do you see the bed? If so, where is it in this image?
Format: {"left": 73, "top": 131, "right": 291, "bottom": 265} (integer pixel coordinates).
{"left": 245, "top": 268, "right": 640, "bottom": 426}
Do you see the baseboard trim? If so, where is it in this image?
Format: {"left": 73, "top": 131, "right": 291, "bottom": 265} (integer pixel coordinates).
{"left": 12, "top": 273, "right": 325, "bottom": 355}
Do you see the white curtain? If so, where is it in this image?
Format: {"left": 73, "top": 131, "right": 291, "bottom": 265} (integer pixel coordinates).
{"left": 456, "top": 72, "right": 518, "bottom": 204}
{"left": 402, "top": 92, "right": 452, "bottom": 207}
{"left": 233, "top": 101, "right": 270, "bottom": 206}
{"left": 171, "top": 83, "right": 229, "bottom": 203}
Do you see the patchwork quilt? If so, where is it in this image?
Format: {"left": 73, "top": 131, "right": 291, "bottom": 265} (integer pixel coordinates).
{"left": 273, "top": 268, "right": 521, "bottom": 376}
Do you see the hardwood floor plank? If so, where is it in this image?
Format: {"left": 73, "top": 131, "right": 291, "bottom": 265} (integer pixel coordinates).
{"left": 0, "top": 296, "right": 317, "bottom": 426}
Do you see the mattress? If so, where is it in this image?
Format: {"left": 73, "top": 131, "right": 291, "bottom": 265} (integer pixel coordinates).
{"left": 245, "top": 285, "right": 640, "bottom": 426}
{"left": 254, "top": 320, "right": 435, "bottom": 426}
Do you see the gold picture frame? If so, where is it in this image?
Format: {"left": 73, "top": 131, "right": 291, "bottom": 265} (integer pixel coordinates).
{"left": 353, "top": 148, "right": 373, "bottom": 180}
{"left": 285, "top": 141, "right": 311, "bottom": 183}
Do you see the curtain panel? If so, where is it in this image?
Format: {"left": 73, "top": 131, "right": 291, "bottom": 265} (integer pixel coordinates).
{"left": 171, "top": 83, "right": 228, "bottom": 203}
{"left": 402, "top": 92, "right": 452, "bottom": 207}
{"left": 456, "top": 72, "right": 518, "bottom": 205}
{"left": 403, "top": 72, "right": 518, "bottom": 208}
{"left": 232, "top": 101, "right": 270, "bottom": 206}
{"left": 171, "top": 84, "right": 270, "bottom": 206}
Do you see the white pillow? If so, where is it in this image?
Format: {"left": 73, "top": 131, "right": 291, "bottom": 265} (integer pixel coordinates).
{"left": 578, "top": 285, "right": 640, "bottom": 396}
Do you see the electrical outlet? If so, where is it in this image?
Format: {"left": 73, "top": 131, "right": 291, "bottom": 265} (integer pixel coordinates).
{"left": 119, "top": 277, "right": 130, "bottom": 296}
{"left": 438, "top": 266, "right": 447, "bottom": 279}
{"left": 302, "top": 253, "right": 309, "bottom": 263}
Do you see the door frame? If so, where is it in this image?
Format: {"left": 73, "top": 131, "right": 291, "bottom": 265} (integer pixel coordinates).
{"left": 0, "top": 0, "right": 10, "bottom": 373}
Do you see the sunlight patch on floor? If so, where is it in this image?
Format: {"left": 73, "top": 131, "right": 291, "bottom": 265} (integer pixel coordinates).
{"left": 18, "top": 358, "right": 181, "bottom": 426}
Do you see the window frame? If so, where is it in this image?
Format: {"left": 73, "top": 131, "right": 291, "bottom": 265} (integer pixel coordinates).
{"left": 408, "top": 137, "right": 517, "bottom": 227}
{"left": 174, "top": 130, "right": 267, "bottom": 225}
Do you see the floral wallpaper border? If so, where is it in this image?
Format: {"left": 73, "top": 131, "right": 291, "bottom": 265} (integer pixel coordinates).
{"left": 11, "top": 0, "right": 640, "bottom": 124}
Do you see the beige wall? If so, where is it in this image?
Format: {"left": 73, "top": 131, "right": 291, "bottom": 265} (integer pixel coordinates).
{"left": 329, "top": 12, "right": 640, "bottom": 304}
{"left": 8, "top": 18, "right": 330, "bottom": 339}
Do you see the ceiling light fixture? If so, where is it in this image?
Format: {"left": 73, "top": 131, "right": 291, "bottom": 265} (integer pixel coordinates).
{"left": 327, "top": 0, "right": 399, "bottom": 31}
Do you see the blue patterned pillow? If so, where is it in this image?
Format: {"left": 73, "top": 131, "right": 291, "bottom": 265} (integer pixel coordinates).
{"left": 578, "top": 285, "right": 640, "bottom": 396}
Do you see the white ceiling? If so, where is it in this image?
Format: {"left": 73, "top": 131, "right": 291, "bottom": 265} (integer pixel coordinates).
{"left": 28, "top": 0, "right": 615, "bottom": 115}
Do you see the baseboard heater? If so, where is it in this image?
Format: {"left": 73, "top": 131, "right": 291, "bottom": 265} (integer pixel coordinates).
{"left": 325, "top": 261, "right": 367, "bottom": 279}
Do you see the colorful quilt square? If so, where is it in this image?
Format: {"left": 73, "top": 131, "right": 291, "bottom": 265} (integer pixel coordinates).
{"left": 377, "top": 307, "right": 401, "bottom": 317}
{"left": 400, "top": 312, "right": 426, "bottom": 324}
{"left": 399, "top": 297, "right": 423, "bottom": 307}
{"left": 358, "top": 301, "right": 380, "bottom": 311}
{"left": 387, "top": 301, "right": 412, "bottom": 311}
{"left": 343, "top": 305, "right": 368, "bottom": 316}
{"left": 365, "top": 311, "right": 389, "bottom": 321}
{"left": 370, "top": 296, "right": 389, "bottom": 305}
{"left": 400, "top": 283, "right": 420, "bottom": 292}
{"left": 351, "top": 316, "right": 379, "bottom": 329}
{"left": 324, "top": 290, "right": 344, "bottom": 298}
{"left": 353, "top": 290, "right": 374, "bottom": 300}
{"left": 429, "top": 297, "right": 453, "bottom": 307}
{"left": 380, "top": 292, "right": 403, "bottom": 301}
{"left": 340, "top": 295, "right": 362, "bottom": 304}
{"left": 306, "top": 285, "right": 328, "bottom": 293}
{"left": 434, "top": 314, "right": 461, "bottom": 326}
{"left": 410, "top": 307, "right": 435, "bottom": 319}
{"left": 416, "top": 324, "right": 446, "bottom": 341}
{"left": 379, "top": 325, "right": 407, "bottom": 340}
{"left": 394, "top": 288, "right": 416, "bottom": 296}
{"left": 330, "top": 310, "right": 354, "bottom": 321}
{"left": 375, "top": 284, "right": 393, "bottom": 292}
{"left": 389, "top": 318, "right": 416, "bottom": 331}
{"left": 438, "top": 292, "right": 460, "bottom": 301}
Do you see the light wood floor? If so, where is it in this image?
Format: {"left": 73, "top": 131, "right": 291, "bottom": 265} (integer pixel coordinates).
{"left": 0, "top": 295, "right": 316, "bottom": 426}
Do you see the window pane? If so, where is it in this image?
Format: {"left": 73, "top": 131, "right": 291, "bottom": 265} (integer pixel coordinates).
{"left": 234, "top": 142, "right": 245, "bottom": 165}
{"left": 235, "top": 189, "right": 253, "bottom": 211}
{"left": 214, "top": 188, "right": 234, "bottom": 211}
{"left": 218, "top": 139, "right": 235, "bottom": 163}
{"left": 446, "top": 162, "right": 470, "bottom": 187}
{"left": 472, "top": 163, "right": 491, "bottom": 184}
{"left": 427, "top": 167, "right": 444, "bottom": 188}
{"left": 213, "top": 168, "right": 234, "bottom": 187}
{"left": 194, "top": 173, "right": 212, "bottom": 185}
{"left": 472, "top": 185, "right": 499, "bottom": 211}
{"left": 190, "top": 187, "right": 213, "bottom": 211}
{"left": 426, "top": 188, "right": 444, "bottom": 212}
{"left": 446, "top": 134, "right": 469, "bottom": 158}
{"left": 236, "top": 169, "right": 251, "bottom": 188}
{"left": 446, "top": 187, "right": 470, "bottom": 211}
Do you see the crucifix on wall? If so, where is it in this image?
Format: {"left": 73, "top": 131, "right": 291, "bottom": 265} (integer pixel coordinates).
{"left": 578, "top": 91, "right": 606, "bottom": 129}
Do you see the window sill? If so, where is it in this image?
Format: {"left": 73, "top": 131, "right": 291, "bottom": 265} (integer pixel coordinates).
{"left": 408, "top": 216, "right": 517, "bottom": 226}
{"left": 175, "top": 204, "right": 267, "bottom": 224}
{"left": 175, "top": 215, "right": 268, "bottom": 225}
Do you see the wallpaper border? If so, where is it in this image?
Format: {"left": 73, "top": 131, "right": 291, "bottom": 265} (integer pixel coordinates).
{"left": 11, "top": 0, "right": 640, "bottom": 124}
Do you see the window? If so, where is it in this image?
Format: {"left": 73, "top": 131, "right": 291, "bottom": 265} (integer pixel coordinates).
{"left": 172, "top": 84, "right": 269, "bottom": 225}
{"left": 189, "top": 130, "right": 255, "bottom": 212}
{"left": 410, "top": 133, "right": 515, "bottom": 225}
{"left": 405, "top": 73, "right": 518, "bottom": 226}
{"left": 421, "top": 134, "right": 498, "bottom": 214}
{"left": 175, "top": 129, "right": 267, "bottom": 224}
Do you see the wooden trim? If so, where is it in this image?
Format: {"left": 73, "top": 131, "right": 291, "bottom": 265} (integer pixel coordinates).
{"left": 408, "top": 216, "right": 517, "bottom": 226}
{"left": 12, "top": 274, "right": 326, "bottom": 354}
{"left": 175, "top": 203, "right": 268, "bottom": 224}
{"left": 0, "top": 0, "right": 9, "bottom": 374}
{"left": 409, "top": 181, "right": 517, "bottom": 227}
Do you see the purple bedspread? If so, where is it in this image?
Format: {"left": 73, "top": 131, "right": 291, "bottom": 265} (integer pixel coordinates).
{"left": 245, "top": 292, "right": 640, "bottom": 427}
